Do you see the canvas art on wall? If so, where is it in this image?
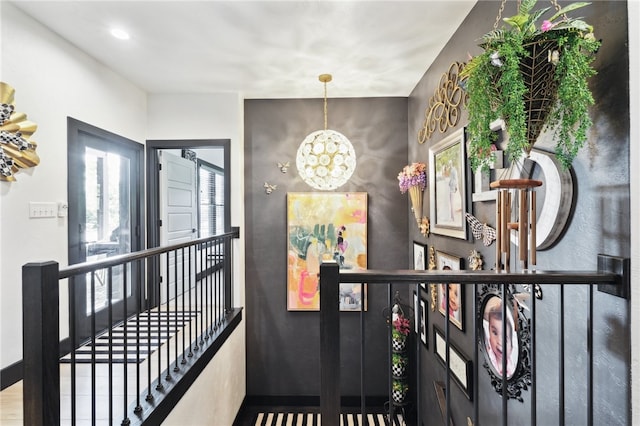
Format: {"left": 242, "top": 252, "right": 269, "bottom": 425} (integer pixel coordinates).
{"left": 287, "top": 192, "right": 368, "bottom": 311}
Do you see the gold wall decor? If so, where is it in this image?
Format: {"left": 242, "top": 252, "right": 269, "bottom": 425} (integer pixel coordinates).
{"left": 0, "top": 82, "right": 40, "bottom": 181}
{"left": 418, "top": 62, "right": 468, "bottom": 144}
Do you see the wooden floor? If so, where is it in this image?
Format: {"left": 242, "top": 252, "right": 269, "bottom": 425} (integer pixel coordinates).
{"left": 1, "top": 305, "right": 215, "bottom": 425}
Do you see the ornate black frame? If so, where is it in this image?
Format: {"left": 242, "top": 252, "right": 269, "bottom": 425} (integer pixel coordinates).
{"left": 477, "top": 283, "right": 532, "bottom": 402}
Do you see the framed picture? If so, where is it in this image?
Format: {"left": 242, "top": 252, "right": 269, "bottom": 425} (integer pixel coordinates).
{"left": 413, "top": 241, "right": 426, "bottom": 270}
{"left": 433, "top": 326, "right": 473, "bottom": 400}
{"left": 429, "top": 128, "right": 468, "bottom": 239}
{"left": 286, "top": 192, "right": 368, "bottom": 311}
{"left": 420, "top": 296, "right": 427, "bottom": 346}
{"left": 413, "top": 241, "right": 427, "bottom": 289}
{"left": 477, "top": 283, "right": 531, "bottom": 401}
{"left": 436, "top": 250, "right": 464, "bottom": 331}
{"left": 413, "top": 291, "right": 419, "bottom": 335}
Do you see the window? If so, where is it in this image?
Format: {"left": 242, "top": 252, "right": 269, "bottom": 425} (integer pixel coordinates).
{"left": 198, "top": 159, "right": 225, "bottom": 237}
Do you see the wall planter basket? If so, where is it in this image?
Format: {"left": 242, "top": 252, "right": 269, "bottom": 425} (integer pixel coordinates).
{"left": 462, "top": 0, "right": 601, "bottom": 172}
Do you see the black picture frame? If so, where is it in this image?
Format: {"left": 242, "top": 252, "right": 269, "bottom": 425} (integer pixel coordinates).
{"left": 433, "top": 326, "right": 473, "bottom": 400}
{"left": 413, "top": 290, "right": 428, "bottom": 348}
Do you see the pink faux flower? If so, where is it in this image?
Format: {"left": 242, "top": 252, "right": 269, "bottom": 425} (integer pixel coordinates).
{"left": 393, "top": 316, "right": 411, "bottom": 336}
{"left": 397, "top": 162, "right": 427, "bottom": 193}
{"left": 541, "top": 20, "right": 555, "bottom": 32}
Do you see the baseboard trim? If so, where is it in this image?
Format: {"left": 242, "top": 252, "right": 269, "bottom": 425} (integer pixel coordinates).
{"left": 0, "top": 360, "right": 22, "bottom": 390}
{"left": 1, "top": 337, "right": 72, "bottom": 390}
{"left": 243, "top": 395, "right": 388, "bottom": 408}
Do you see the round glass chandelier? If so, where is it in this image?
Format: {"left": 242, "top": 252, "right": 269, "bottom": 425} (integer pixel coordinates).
{"left": 297, "top": 74, "right": 356, "bottom": 191}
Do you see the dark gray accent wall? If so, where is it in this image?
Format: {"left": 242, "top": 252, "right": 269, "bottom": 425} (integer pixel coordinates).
{"left": 244, "top": 97, "right": 410, "bottom": 397}
{"left": 408, "top": 2, "right": 630, "bottom": 425}
{"left": 243, "top": 1, "right": 630, "bottom": 423}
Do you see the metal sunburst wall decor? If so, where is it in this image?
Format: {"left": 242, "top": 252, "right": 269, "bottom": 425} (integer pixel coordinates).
{"left": 0, "top": 82, "right": 40, "bottom": 181}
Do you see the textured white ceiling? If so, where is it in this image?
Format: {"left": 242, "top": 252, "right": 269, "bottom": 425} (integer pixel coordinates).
{"left": 8, "top": 0, "right": 476, "bottom": 99}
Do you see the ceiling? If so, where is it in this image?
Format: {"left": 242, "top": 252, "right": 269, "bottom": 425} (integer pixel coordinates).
{"left": 8, "top": 0, "right": 477, "bottom": 99}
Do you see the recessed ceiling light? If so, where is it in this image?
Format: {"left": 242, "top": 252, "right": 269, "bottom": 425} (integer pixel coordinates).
{"left": 110, "top": 28, "right": 130, "bottom": 40}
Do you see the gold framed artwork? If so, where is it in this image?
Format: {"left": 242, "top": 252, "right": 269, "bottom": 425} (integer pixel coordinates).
{"left": 287, "top": 192, "right": 367, "bottom": 311}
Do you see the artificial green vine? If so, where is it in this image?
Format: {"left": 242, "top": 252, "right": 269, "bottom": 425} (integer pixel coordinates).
{"left": 462, "top": 0, "right": 600, "bottom": 171}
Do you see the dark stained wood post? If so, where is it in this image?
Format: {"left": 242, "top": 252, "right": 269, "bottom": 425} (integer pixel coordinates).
{"left": 320, "top": 261, "right": 340, "bottom": 424}
{"left": 22, "top": 261, "right": 60, "bottom": 426}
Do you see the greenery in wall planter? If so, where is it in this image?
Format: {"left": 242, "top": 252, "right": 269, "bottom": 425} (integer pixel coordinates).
{"left": 461, "top": 0, "right": 601, "bottom": 172}
{"left": 392, "top": 352, "right": 408, "bottom": 367}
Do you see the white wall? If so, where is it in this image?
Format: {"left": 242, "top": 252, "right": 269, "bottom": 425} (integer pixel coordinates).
{"left": 147, "top": 92, "right": 247, "bottom": 419}
{"left": 162, "top": 319, "right": 246, "bottom": 426}
{"left": 0, "top": 3, "right": 147, "bottom": 369}
{"left": 1, "top": 3, "right": 247, "bottom": 421}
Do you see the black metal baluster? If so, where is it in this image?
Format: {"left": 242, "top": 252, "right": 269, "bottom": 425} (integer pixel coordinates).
{"left": 173, "top": 248, "right": 179, "bottom": 373}
{"left": 560, "top": 285, "right": 565, "bottom": 426}
{"left": 70, "top": 276, "right": 77, "bottom": 426}
{"left": 214, "top": 239, "right": 219, "bottom": 330}
{"left": 473, "top": 283, "right": 479, "bottom": 426}
{"left": 157, "top": 251, "right": 167, "bottom": 390}
{"left": 360, "top": 281, "right": 366, "bottom": 421}
{"left": 90, "top": 271, "right": 96, "bottom": 426}
{"left": 206, "top": 241, "right": 211, "bottom": 338}
{"left": 588, "top": 284, "right": 594, "bottom": 426}
{"left": 135, "top": 259, "right": 143, "bottom": 413}
{"left": 107, "top": 267, "right": 113, "bottom": 425}
{"left": 531, "top": 283, "right": 537, "bottom": 426}
{"left": 145, "top": 255, "right": 154, "bottom": 402}
{"left": 387, "top": 283, "right": 393, "bottom": 423}
{"left": 181, "top": 246, "right": 187, "bottom": 365}
{"left": 415, "top": 281, "right": 421, "bottom": 426}
{"left": 166, "top": 249, "right": 173, "bottom": 381}
{"left": 122, "top": 263, "right": 131, "bottom": 425}
{"left": 445, "top": 281, "right": 451, "bottom": 426}
{"left": 501, "top": 283, "right": 508, "bottom": 426}
{"left": 219, "top": 238, "right": 224, "bottom": 325}
{"left": 188, "top": 245, "right": 194, "bottom": 358}
{"left": 197, "top": 243, "right": 203, "bottom": 350}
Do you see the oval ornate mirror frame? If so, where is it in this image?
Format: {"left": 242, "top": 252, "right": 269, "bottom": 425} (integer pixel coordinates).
{"left": 477, "top": 283, "right": 532, "bottom": 402}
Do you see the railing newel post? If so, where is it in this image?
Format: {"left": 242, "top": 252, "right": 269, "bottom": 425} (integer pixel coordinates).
{"left": 22, "top": 261, "right": 60, "bottom": 426}
{"left": 320, "top": 261, "right": 340, "bottom": 425}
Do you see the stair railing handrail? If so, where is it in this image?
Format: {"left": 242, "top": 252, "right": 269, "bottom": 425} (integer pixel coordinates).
{"left": 319, "top": 257, "right": 626, "bottom": 426}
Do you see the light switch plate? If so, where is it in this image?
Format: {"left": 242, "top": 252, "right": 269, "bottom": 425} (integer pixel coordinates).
{"left": 29, "top": 202, "right": 57, "bottom": 218}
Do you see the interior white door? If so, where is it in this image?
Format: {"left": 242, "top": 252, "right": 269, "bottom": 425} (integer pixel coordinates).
{"left": 159, "top": 150, "right": 198, "bottom": 303}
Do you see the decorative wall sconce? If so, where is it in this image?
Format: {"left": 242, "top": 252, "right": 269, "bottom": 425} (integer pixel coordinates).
{"left": 296, "top": 74, "right": 356, "bottom": 191}
{"left": 0, "top": 82, "right": 40, "bottom": 181}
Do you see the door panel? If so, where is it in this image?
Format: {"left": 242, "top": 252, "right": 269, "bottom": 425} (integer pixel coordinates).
{"left": 68, "top": 118, "right": 143, "bottom": 344}
{"left": 159, "top": 151, "right": 197, "bottom": 303}
{"left": 145, "top": 140, "right": 230, "bottom": 309}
